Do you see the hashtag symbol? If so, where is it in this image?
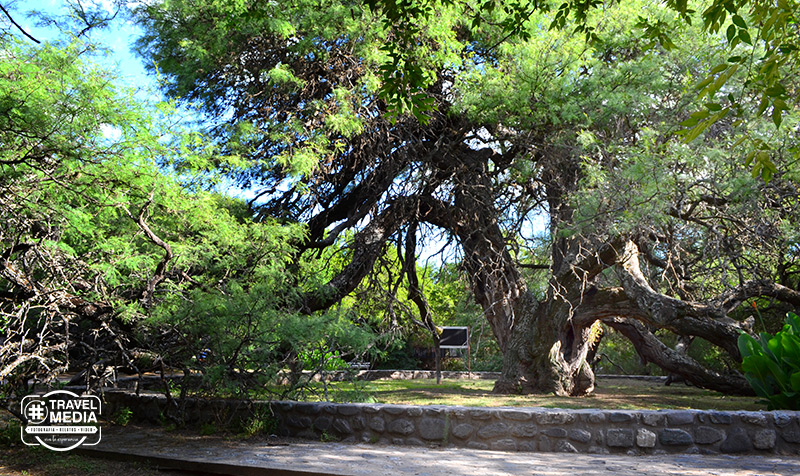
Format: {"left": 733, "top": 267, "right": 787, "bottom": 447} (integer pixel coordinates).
{"left": 26, "top": 402, "right": 46, "bottom": 422}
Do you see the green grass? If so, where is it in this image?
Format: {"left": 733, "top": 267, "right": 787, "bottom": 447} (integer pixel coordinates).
{"left": 316, "top": 377, "right": 766, "bottom": 411}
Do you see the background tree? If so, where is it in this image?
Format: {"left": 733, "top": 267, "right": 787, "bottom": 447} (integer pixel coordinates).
{"left": 134, "top": 0, "right": 799, "bottom": 396}
{"left": 365, "top": 0, "right": 799, "bottom": 181}
{"left": 0, "top": 15, "right": 377, "bottom": 419}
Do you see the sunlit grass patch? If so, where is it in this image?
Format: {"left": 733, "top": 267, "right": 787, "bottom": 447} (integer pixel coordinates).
{"left": 323, "top": 377, "right": 766, "bottom": 411}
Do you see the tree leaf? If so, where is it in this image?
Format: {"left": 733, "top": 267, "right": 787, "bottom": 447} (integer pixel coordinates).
{"left": 772, "top": 106, "right": 783, "bottom": 127}
{"left": 738, "top": 29, "right": 752, "bottom": 45}
{"left": 726, "top": 24, "right": 737, "bottom": 42}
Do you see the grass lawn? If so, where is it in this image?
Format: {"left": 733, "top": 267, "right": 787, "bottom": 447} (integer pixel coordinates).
{"left": 322, "top": 376, "right": 766, "bottom": 411}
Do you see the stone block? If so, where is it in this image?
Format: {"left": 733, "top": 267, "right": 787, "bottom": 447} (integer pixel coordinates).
{"left": 388, "top": 419, "right": 415, "bottom": 436}
{"left": 609, "top": 412, "right": 635, "bottom": 423}
{"left": 406, "top": 407, "right": 423, "bottom": 417}
{"left": 369, "top": 416, "right": 385, "bottom": 432}
{"left": 518, "top": 441, "right": 537, "bottom": 452}
{"left": 503, "top": 410, "right": 533, "bottom": 421}
{"left": 350, "top": 416, "right": 365, "bottom": 431}
{"left": 642, "top": 413, "right": 666, "bottom": 427}
{"left": 511, "top": 424, "right": 538, "bottom": 438}
{"left": 296, "top": 429, "right": 318, "bottom": 439}
{"left": 469, "top": 409, "right": 496, "bottom": 420}
{"left": 754, "top": 429, "right": 776, "bottom": 450}
{"left": 271, "top": 401, "right": 294, "bottom": 412}
{"left": 720, "top": 428, "right": 752, "bottom": 453}
{"left": 556, "top": 440, "right": 579, "bottom": 453}
{"left": 779, "top": 423, "right": 800, "bottom": 444}
{"left": 584, "top": 412, "right": 606, "bottom": 424}
{"left": 607, "top": 429, "right": 635, "bottom": 447}
{"left": 477, "top": 422, "right": 509, "bottom": 439}
{"left": 536, "top": 412, "right": 575, "bottom": 425}
{"left": 636, "top": 429, "right": 656, "bottom": 448}
{"left": 695, "top": 426, "right": 725, "bottom": 445}
{"left": 538, "top": 436, "right": 553, "bottom": 452}
{"left": 332, "top": 419, "right": 352, "bottom": 434}
{"left": 568, "top": 429, "right": 592, "bottom": 443}
{"left": 419, "top": 418, "right": 446, "bottom": 441}
{"left": 774, "top": 412, "right": 794, "bottom": 427}
{"left": 491, "top": 439, "right": 518, "bottom": 451}
{"left": 467, "top": 441, "right": 489, "bottom": 450}
{"left": 423, "top": 407, "right": 444, "bottom": 416}
{"left": 405, "top": 437, "right": 425, "bottom": 446}
{"left": 295, "top": 402, "right": 322, "bottom": 415}
{"left": 383, "top": 406, "right": 406, "bottom": 416}
{"left": 659, "top": 429, "right": 693, "bottom": 446}
{"left": 709, "top": 412, "right": 733, "bottom": 425}
{"left": 739, "top": 412, "right": 767, "bottom": 427}
{"left": 666, "top": 411, "right": 695, "bottom": 426}
{"left": 337, "top": 405, "right": 360, "bottom": 416}
{"left": 313, "top": 416, "right": 332, "bottom": 431}
{"left": 142, "top": 400, "right": 162, "bottom": 423}
{"left": 588, "top": 446, "right": 610, "bottom": 454}
{"left": 287, "top": 415, "right": 312, "bottom": 429}
{"left": 543, "top": 427, "right": 567, "bottom": 438}
{"left": 451, "top": 423, "right": 475, "bottom": 440}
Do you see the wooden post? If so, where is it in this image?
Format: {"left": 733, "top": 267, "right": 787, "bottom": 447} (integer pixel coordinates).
{"left": 434, "top": 337, "right": 442, "bottom": 385}
{"left": 468, "top": 336, "right": 471, "bottom": 377}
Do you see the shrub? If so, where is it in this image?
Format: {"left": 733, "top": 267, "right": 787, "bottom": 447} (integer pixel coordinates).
{"left": 738, "top": 312, "right": 800, "bottom": 410}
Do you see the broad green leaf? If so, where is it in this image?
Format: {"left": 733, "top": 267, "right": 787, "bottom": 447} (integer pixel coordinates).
{"left": 791, "top": 372, "right": 800, "bottom": 392}
{"left": 738, "top": 29, "right": 752, "bottom": 45}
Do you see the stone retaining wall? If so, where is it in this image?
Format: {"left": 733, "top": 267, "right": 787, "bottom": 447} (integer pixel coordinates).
{"left": 102, "top": 391, "right": 800, "bottom": 456}
{"left": 322, "top": 370, "right": 501, "bottom": 382}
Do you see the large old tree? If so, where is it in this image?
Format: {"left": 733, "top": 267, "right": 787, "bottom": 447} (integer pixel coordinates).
{"left": 136, "top": 0, "right": 800, "bottom": 395}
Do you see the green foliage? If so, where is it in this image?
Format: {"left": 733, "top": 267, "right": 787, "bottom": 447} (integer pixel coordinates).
{"left": 738, "top": 312, "right": 800, "bottom": 410}
{"left": 111, "top": 407, "right": 134, "bottom": 426}
{"left": 362, "top": 0, "right": 798, "bottom": 177}
{"left": 300, "top": 347, "right": 348, "bottom": 372}
{"left": 0, "top": 417, "right": 21, "bottom": 445}
{"left": 239, "top": 409, "right": 279, "bottom": 437}
{"left": 0, "top": 26, "right": 379, "bottom": 406}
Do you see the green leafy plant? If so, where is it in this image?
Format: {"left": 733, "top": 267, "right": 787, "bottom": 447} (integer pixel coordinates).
{"left": 111, "top": 407, "right": 134, "bottom": 427}
{"left": 239, "top": 409, "right": 279, "bottom": 437}
{"left": 738, "top": 312, "right": 800, "bottom": 410}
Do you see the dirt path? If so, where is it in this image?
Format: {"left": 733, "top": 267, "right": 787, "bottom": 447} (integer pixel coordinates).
{"left": 77, "top": 425, "right": 800, "bottom": 476}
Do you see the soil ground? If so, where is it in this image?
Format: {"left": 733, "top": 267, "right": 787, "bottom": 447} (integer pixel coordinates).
{"left": 351, "top": 376, "right": 765, "bottom": 411}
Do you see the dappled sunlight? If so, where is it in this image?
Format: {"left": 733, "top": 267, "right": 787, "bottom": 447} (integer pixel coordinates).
{"left": 355, "top": 377, "right": 766, "bottom": 411}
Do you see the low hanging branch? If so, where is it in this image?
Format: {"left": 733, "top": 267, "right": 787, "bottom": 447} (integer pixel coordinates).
{"left": 605, "top": 317, "right": 753, "bottom": 395}
{"left": 401, "top": 221, "right": 443, "bottom": 383}
{"left": 127, "top": 193, "right": 173, "bottom": 309}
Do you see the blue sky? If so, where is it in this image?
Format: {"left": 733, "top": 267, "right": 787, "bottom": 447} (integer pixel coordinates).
{"left": 14, "top": 0, "right": 155, "bottom": 92}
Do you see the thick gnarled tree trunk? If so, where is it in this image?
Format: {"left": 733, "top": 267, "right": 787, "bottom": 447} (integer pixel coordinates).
{"left": 490, "top": 239, "right": 782, "bottom": 396}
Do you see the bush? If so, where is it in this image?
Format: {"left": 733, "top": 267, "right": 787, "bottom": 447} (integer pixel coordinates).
{"left": 738, "top": 312, "right": 800, "bottom": 410}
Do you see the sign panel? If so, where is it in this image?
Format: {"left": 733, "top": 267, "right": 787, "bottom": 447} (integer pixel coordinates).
{"left": 21, "top": 390, "right": 102, "bottom": 451}
{"left": 439, "top": 326, "right": 469, "bottom": 348}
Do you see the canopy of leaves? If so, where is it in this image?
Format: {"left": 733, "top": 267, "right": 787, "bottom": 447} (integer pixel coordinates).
{"left": 0, "top": 25, "right": 378, "bottom": 408}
